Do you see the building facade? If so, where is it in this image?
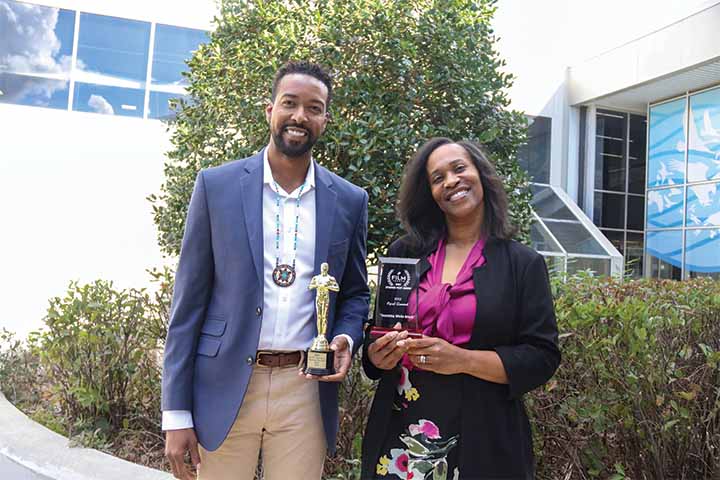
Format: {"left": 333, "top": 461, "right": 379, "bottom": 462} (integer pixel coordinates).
{"left": 0, "top": 0, "right": 213, "bottom": 337}
{"left": 1, "top": 0, "right": 719, "bottom": 336}
{"left": 504, "top": 1, "right": 720, "bottom": 280}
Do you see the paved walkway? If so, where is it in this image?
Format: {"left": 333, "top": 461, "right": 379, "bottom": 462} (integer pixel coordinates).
{"left": 0, "top": 454, "right": 50, "bottom": 480}
{"left": 0, "top": 392, "right": 171, "bottom": 480}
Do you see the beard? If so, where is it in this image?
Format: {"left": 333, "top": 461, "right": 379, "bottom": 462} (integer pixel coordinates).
{"left": 271, "top": 124, "right": 317, "bottom": 157}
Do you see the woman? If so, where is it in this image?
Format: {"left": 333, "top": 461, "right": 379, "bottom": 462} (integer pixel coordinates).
{"left": 361, "top": 138, "right": 560, "bottom": 480}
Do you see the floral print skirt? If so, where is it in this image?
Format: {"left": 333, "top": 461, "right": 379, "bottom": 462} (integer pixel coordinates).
{"left": 373, "top": 366, "right": 463, "bottom": 480}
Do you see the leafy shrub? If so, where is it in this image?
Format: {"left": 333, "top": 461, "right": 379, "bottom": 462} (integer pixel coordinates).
{"left": 149, "top": 0, "right": 532, "bottom": 259}
{"left": 326, "top": 356, "right": 376, "bottom": 479}
{"left": 5, "top": 272, "right": 719, "bottom": 479}
{"left": 0, "top": 329, "right": 42, "bottom": 409}
{"left": 532, "top": 274, "right": 720, "bottom": 479}
{"left": 0, "top": 269, "right": 175, "bottom": 468}
{"left": 35, "top": 280, "right": 159, "bottom": 433}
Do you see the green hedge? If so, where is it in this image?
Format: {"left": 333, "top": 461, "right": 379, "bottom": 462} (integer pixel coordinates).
{"left": 2, "top": 274, "right": 719, "bottom": 478}
{"left": 532, "top": 274, "right": 720, "bottom": 479}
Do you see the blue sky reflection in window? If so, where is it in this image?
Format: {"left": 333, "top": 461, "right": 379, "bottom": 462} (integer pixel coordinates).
{"left": 74, "top": 12, "right": 149, "bottom": 115}
{"left": 688, "top": 87, "right": 720, "bottom": 183}
{"left": 648, "top": 99, "right": 686, "bottom": 188}
{"left": 685, "top": 228, "right": 720, "bottom": 276}
{"left": 0, "top": 0, "right": 75, "bottom": 108}
{"left": 152, "top": 24, "right": 207, "bottom": 88}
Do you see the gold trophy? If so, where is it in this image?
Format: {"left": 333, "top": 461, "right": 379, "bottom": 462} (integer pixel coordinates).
{"left": 304, "top": 262, "right": 339, "bottom": 375}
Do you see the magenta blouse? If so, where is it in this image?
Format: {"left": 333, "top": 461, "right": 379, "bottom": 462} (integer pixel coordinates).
{"left": 403, "top": 236, "right": 486, "bottom": 371}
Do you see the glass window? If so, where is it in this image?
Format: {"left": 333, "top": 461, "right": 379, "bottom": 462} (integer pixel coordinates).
{"left": 685, "top": 229, "right": 720, "bottom": 279}
{"left": 688, "top": 87, "right": 720, "bottom": 183}
{"left": 601, "top": 229, "right": 624, "bottom": 254}
{"left": 646, "top": 230, "right": 682, "bottom": 279}
{"left": 531, "top": 184, "right": 575, "bottom": 220}
{"left": 151, "top": 24, "right": 207, "bottom": 88}
{"left": 596, "top": 110, "right": 625, "bottom": 138}
{"left": 72, "top": 82, "right": 144, "bottom": 117}
{"left": 531, "top": 219, "right": 563, "bottom": 254}
{"left": 567, "top": 257, "right": 610, "bottom": 276}
{"left": 594, "top": 192, "right": 625, "bottom": 229}
{"left": 628, "top": 114, "right": 647, "bottom": 194}
{"left": 625, "top": 232, "right": 644, "bottom": 278}
{"left": 0, "top": 71, "right": 69, "bottom": 109}
{"left": 542, "top": 219, "right": 608, "bottom": 256}
{"left": 517, "top": 116, "right": 551, "bottom": 184}
{"left": 646, "top": 187, "right": 684, "bottom": 229}
{"left": 627, "top": 195, "right": 645, "bottom": 231}
{"left": 542, "top": 255, "right": 566, "bottom": 276}
{"left": 76, "top": 12, "right": 150, "bottom": 86}
{"left": 648, "top": 99, "right": 686, "bottom": 188}
{"left": 595, "top": 110, "right": 627, "bottom": 191}
{"left": 685, "top": 181, "right": 720, "bottom": 227}
{"left": 593, "top": 109, "right": 647, "bottom": 277}
{"left": 0, "top": 1, "right": 75, "bottom": 109}
{"left": 148, "top": 90, "right": 187, "bottom": 119}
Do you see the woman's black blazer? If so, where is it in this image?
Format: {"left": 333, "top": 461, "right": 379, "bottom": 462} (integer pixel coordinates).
{"left": 361, "top": 236, "right": 561, "bottom": 479}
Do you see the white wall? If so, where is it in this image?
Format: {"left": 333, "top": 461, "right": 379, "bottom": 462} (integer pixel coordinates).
{"left": 493, "top": 0, "right": 717, "bottom": 115}
{"left": 0, "top": 105, "right": 173, "bottom": 338}
{"left": 492, "top": 0, "right": 717, "bottom": 195}
{"left": 0, "top": 1, "right": 217, "bottom": 338}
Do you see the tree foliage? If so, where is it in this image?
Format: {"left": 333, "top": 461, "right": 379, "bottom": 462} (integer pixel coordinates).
{"left": 149, "top": 0, "right": 531, "bottom": 258}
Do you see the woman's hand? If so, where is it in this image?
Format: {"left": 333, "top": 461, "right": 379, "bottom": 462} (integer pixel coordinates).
{"left": 398, "top": 336, "right": 466, "bottom": 375}
{"left": 367, "top": 323, "right": 409, "bottom": 370}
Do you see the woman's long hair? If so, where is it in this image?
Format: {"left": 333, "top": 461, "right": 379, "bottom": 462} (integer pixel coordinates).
{"left": 396, "top": 137, "right": 516, "bottom": 252}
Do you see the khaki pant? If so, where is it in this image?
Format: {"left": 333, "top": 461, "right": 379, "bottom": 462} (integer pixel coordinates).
{"left": 198, "top": 365, "right": 326, "bottom": 480}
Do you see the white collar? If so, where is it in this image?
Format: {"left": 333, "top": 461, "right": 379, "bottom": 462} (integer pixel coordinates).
{"left": 262, "top": 146, "right": 316, "bottom": 193}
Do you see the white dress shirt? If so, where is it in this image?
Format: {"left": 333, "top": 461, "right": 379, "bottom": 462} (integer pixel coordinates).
{"left": 163, "top": 149, "right": 352, "bottom": 431}
{"left": 258, "top": 149, "right": 318, "bottom": 350}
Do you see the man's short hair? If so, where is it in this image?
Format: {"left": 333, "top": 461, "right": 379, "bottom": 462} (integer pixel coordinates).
{"left": 271, "top": 60, "right": 333, "bottom": 110}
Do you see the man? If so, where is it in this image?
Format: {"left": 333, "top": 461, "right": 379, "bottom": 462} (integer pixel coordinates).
{"left": 162, "top": 61, "right": 370, "bottom": 480}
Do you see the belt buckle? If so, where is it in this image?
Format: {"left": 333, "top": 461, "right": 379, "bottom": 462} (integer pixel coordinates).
{"left": 256, "top": 351, "right": 273, "bottom": 367}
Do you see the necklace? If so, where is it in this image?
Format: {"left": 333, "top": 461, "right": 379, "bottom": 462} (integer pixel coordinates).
{"left": 271, "top": 179, "right": 306, "bottom": 287}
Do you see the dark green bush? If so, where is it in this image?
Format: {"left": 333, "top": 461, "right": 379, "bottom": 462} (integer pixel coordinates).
{"left": 4, "top": 273, "right": 719, "bottom": 478}
{"left": 36, "top": 280, "right": 160, "bottom": 434}
{"left": 0, "top": 329, "right": 42, "bottom": 409}
{"left": 0, "top": 269, "right": 174, "bottom": 468}
{"left": 532, "top": 274, "right": 720, "bottom": 479}
{"left": 149, "top": 0, "right": 532, "bottom": 259}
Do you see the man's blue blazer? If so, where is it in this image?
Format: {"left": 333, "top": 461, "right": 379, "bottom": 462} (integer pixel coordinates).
{"left": 161, "top": 150, "right": 370, "bottom": 452}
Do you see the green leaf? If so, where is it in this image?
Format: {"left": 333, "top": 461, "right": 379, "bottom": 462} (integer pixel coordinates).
{"left": 399, "top": 435, "right": 430, "bottom": 456}
{"left": 433, "top": 458, "right": 448, "bottom": 480}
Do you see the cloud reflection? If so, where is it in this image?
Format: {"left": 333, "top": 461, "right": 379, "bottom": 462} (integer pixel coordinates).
{"left": 0, "top": 1, "right": 72, "bottom": 103}
{"left": 88, "top": 94, "right": 114, "bottom": 115}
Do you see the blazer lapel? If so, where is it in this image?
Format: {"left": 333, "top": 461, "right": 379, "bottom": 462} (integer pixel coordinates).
{"left": 313, "top": 163, "right": 337, "bottom": 275}
{"left": 239, "top": 151, "right": 265, "bottom": 286}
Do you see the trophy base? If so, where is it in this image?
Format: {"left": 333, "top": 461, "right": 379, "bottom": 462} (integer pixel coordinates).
{"left": 304, "top": 348, "right": 335, "bottom": 376}
{"left": 369, "top": 326, "right": 423, "bottom": 340}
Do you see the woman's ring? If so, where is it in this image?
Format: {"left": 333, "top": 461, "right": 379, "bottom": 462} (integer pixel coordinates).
{"left": 420, "top": 355, "right": 427, "bottom": 364}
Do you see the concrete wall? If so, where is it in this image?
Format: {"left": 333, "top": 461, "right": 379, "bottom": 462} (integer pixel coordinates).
{"left": 0, "top": 0, "right": 217, "bottom": 338}
{"left": 568, "top": 2, "right": 720, "bottom": 106}
{"left": 0, "top": 392, "right": 172, "bottom": 479}
{"left": 0, "top": 104, "right": 173, "bottom": 337}
{"left": 492, "top": 0, "right": 717, "bottom": 198}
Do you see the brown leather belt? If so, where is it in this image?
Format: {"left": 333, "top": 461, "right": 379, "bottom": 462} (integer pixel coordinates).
{"left": 255, "top": 350, "right": 303, "bottom": 368}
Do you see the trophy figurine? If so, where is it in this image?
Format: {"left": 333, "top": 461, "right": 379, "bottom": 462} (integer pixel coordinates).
{"left": 304, "top": 262, "right": 339, "bottom": 375}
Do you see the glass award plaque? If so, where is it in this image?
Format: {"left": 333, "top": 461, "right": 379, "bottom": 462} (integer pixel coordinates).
{"left": 369, "top": 257, "right": 423, "bottom": 339}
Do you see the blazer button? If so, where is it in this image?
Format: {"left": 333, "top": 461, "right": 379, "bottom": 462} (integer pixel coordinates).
{"left": 256, "top": 307, "right": 262, "bottom": 316}
{"left": 246, "top": 356, "right": 254, "bottom": 365}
